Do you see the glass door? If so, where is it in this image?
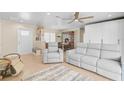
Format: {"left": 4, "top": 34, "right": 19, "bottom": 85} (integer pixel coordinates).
{"left": 17, "top": 29, "right": 33, "bottom": 54}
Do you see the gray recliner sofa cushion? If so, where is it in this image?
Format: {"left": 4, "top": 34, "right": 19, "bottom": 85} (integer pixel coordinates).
{"left": 97, "top": 59, "right": 121, "bottom": 74}
{"left": 86, "top": 43, "right": 101, "bottom": 57}
{"left": 69, "top": 54, "right": 83, "bottom": 62}
{"left": 100, "top": 44, "right": 121, "bottom": 61}
{"left": 81, "top": 55, "right": 98, "bottom": 67}
{"left": 76, "top": 43, "right": 87, "bottom": 55}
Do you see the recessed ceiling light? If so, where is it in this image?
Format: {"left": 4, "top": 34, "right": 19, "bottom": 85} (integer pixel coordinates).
{"left": 20, "top": 12, "right": 31, "bottom": 20}
{"left": 47, "top": 12, "right": 51, "bottom": 15}
{"left": 108, "top": 14, "right": 112, "bottom": 17}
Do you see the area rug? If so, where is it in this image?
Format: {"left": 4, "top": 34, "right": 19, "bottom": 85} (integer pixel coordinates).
{"left": 23, "top": 64, "right": 91, "bottom": 81}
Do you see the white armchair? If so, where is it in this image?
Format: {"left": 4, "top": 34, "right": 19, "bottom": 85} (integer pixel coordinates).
{"left": 42, "top": 42, "right": 63, "bottom": 63}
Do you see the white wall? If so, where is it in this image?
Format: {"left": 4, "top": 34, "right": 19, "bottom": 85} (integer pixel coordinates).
{"left": 74, "top": 30, "right": 80, "bottom": 47}
{"left": 84, "top": 19, "right": 124, "bottom": 44}
{"left": 0, "top": 20, "right": 36, "bottom": 56}
{"left": 84, "top": 23, "right": 102, "bottom": 43}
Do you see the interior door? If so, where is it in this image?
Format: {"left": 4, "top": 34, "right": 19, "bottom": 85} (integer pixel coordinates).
{"left": 17, "top": 29, "right": 33, "bottom": 54}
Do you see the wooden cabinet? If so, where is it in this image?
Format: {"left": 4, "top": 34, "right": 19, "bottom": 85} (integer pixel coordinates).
{"left": 62, "top": 31, "right": 74, "bottom": 51}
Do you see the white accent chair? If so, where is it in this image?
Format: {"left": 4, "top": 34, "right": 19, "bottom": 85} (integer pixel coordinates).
{"left": 97, "top": 44, "right": 121, "bottom": 80}
{"left": 42, "top": 42, "right": 63, "bottom": 63}
{"left": 66, "top": 42, "right": 87, "bottom": 67}
{"left": 80, "top": 43, "right": 101, "bottom": 72}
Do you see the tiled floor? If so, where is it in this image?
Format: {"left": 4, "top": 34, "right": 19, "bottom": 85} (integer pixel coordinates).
{"left": 3, "top": 54, "right": 110, "bottom": 81}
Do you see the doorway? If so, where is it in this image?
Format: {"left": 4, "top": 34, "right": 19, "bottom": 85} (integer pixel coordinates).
{"left": 17, "top": 29, "right": 33, "bottom": 54}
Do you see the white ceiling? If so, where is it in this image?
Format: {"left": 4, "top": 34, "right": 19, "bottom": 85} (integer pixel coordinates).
{"left": 0, "top": 12, "right": 124, "bottom": 30}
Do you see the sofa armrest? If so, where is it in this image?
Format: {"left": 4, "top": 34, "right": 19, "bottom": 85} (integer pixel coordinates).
{"left": 42, "top": 49, "right": 48, "bottom": 62}
{"left": 122, "top": 63, "right": 124, "bottom": 80}
{"left": 3, "top": 53, "right": 23, "bottom": 63}
{"left": 42, "top": 49, "right": 48, "bottom": 54}
{"left": 66, "top": 49, "right": 76, "bottom": 56}
{"left": 59, "top": 48, "right": 63, "bottom": 54}
{"left": 59, "top": 48, "right": 64, "bottom": 62}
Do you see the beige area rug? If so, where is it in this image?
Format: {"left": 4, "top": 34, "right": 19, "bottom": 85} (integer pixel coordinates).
{"left": 23, "top": 64, "right": 91, "bottom": 81}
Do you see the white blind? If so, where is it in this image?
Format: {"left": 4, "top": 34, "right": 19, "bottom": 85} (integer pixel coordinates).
{"left": 44, "top": 32, "right": 55, "bottom": 42}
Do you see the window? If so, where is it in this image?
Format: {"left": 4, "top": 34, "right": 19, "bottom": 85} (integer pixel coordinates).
{"left": 21, "top": 31, "right": 29, "bottom": 36}
{"left": 44, "top": 32, "right": 55, "bottom": 42}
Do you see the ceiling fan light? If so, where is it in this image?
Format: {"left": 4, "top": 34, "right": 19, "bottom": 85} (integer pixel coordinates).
{"left": 47, "top": 12, "right": 51, "bottom": 15}
{"left": 75, "top": 19, "right": 78, "bottom": 22}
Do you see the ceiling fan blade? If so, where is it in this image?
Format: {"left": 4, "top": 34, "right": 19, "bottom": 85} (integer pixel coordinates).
{"left": 79, "top": 20, "right": 84, "bottom": 23}
{"left": 68, "top": 19, "right": 75, "bottom": 24}
{"left": 56, "top": 16, "right": 72, "bottom": 20}
{"left": 79, "top": 16, "right": 94, "bottom": 20}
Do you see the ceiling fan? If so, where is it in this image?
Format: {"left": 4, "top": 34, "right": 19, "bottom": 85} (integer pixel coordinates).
{"left": 56, "top": 12, "right": 94, "bottom": 24}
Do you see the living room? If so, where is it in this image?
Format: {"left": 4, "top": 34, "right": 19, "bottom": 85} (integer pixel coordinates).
{"left": 1, "top": 0, "right": 124, "bottom": 93}
{"left": 0, "top": 12, "right": 124, "bottom": 81}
